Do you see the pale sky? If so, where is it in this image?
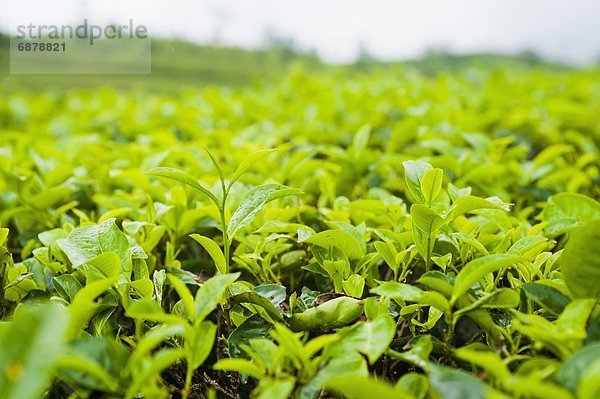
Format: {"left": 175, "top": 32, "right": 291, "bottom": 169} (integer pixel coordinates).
{"left": 3, "top": 0, "right": 600, "bottom": 64}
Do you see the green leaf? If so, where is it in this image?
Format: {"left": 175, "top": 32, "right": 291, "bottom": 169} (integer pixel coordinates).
{"left": 129, "top": 278, "right": 154, "bottom": 299}
{"left": 326, "top": 221, "right": 367, "bottom": 257}
{"left": 372, "top": 281, "right": 450, "bottom": 312}
{"left": 227, "top": 184, "right": 302, "bottom": 240}
{"left": 228, "top": 314, "right": 272, "bottom": 358}
{"left": 403, "top": 160, "right": 433, "bottom": 204}
{"left": 387, "top": 335, "right": 433, "bottom": 371}
{"left": 29, "top": 186, "right": 73, "bottom": 210}
{"left": 189, "top": 234, "right": 227, "bottom": 274}
{"left": 126, "top": 299, "right": 186, "bottom": 325}
{"left": 269, "top": 323, "right": 304, "bottom": 360}
{"left": 3, "top": 265, "right": 37, "bottom": 302}
{"left": 575, "top": 359, "right": 600, "bottom": 399}
{"left": 512, "top": 299, "right": 595, "bottom": 359}
{"left": 0, "top": 303, "right": 68, "bottom": 399}
{"left": 328, "top": 315, "right": 396, "bottom": 364}
{"left": 523, "top": 282, "right": 571, "bottom": 315}
{"left": 67, "top": 276, "right": 119, "bottom": 339}
{"left": 325, "top": 375, "right": 412, "bottom": 399}
{"left": 352, "top": 125, "right": 371, "bottom": 159}
{"left": 0, "top": 228, "right": 8, "bottom": 247}
{"left": 343, "top": 274, "right": 365, "bottom": 298}
{"left": 508, "top": 236, "right": 549, "bottom": 258}
{"left": 374, "top": 241, "right": 398, "bottom": 270}
{"left": 451, "top": 254, "right": 523, "bottom": 305}
{"left": 204, "top": 146, "right": 226, "bottom": 187}
{"left": 301, "top": 229, "right": 364, "bottom": 259}
{"left": 57, "top": 218, "right": 131, "bottom": 270}
{"left": 452, "top": 233, "right": 489, "bottom": 256}
{"left": 507, "top": 376, "right": 574, "bottom": 399}
{"left": 454, "top": 288, "right": 520, "bottom": 319}
{"left": 560, "top": 220, "right": 600, "bottom": 298}
{"left": 417, "top": 271, "right": 454, "bottom": 298}
{"left": 56, "top": 354, "right": 120, "bottom": 393}
{"left": 255, "top": 377, "right": 296, "bottom": 399}
{"left": 555, "top": 299, "right": 596, "bottom": 338}
{"left": 167, "top": 274, "right": 195, "bottom": 320}
{"left": 421, "top": 168, "right": 444, "bottom": 205}
{"left": 38, "top": 228, "right": 67, "bottom": 252}
{"left": 454, "top": 348, "right": 510, "bottom": 381}
{"left": 301, "top": 352, "right": 368, "bottom": 399}
{"left": 228, "top": 291, "right": 284, "bottom": 322}
{"left": 445, "top": 195, "right": 505, "bottom": 222}
{"left": 411, "top": 204, "right": 444, "bottom": 233}
{"left": 556, "top": 343, "right": 600, "bottom": 392}
{"left": 131, "top": 324, "right": 187, "bottom": 363}
{"left": 288, "top": 296, "right": 363, "bottom": 332}
{"left": 194, "top": 273, "right": 240, "bottom": 322}
{"left": 230, "top": 149, "right": 276, "bottom": 186}
{"left": 152, "top": 269, "right": 166, "bottom": 303}
{"left": 146, "top": 167, "right": 219, "bottom": 205}
{"left": 304, "top": 333, "right": 340, "bottom": 357}
{"left": 322, "top": 260, "right": 347, "bottom": 293}
{"left": 247, "top": 339, "right": 278, "bottom": 369}
{"left": 396, "top": 373, "right": 429, "bottom": 399}
{"left": 213, "top": 358, "right": 264, "bottom": 379}
{"left": 57, "top": 337, "right": 129, "bottom": 393}
{"left": 411, "top": 204, "right": 443, "bottom": 263}
{"left": 448, "top": 183, "right": 471, "bottom": 202}
{"left": 86, "top": 252, "right": 121, "bottom": 278}
{"left": 511, "top": 312, "right": 569, "bottom": 359}
{"left": 428, "top": 364, "right": 493, "bottom": 399}
{"left": 188, "top": 321, "right": 217, "bottom": 369}
{"left": 52, "top": 274, "right": 83, "bottom": 302}
{"left": 543, "top": 193, "right": 600, "bottom": 236}
{"left": 254, "top": 284, "right": 287, "bottom": 307}
{"left": 126, "top": 348, "right": 185, "bottom": 399}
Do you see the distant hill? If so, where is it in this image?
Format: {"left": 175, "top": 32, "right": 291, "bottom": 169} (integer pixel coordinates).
{"left": 0, "top": 34, "right": 324, "bottom": 92}
{"left": 0, "top": 33, "right": 575, "bottom": 93}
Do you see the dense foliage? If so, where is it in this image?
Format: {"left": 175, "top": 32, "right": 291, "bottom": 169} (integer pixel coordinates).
{"left": 1, "top": 66, "right": 600, "bottom": 399}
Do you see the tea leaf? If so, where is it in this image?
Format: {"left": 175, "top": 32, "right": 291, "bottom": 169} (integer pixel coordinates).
{"left": 327, "top": 314, "right": 396, "bottom": 364}
{"left": 190, "top": 234, "right": 227, "bottom": 274}
{"left": 301, "top": 229, "right": 364, "bottom": 260}
{"left": 421, "top": 168, "right": 444, "bottom": 205}
{"left": 288, "top": 297, "right": 363, "bottom": 331}
{"left": 372, "top": 282, "right": 450, "bottom": 312}
{"left": 146, "top": 167, "right": 219, "bottom": 205}
{"left": 523, "top": 282, "right": 571, "bottom": 315}
{"left": 403, "top": 160, "right": 433, "bottom": 204}
{"left": 560, "top": 220, "right": 600, "bottom": 298}
{"left": 228, "top": 291, "right": 284, "bottom": 322}
{"left": 227, "top": 184, "right": 302, "bottom": 240}
{"left": 0, "top": 303, "right": 68, "bottom": 399}
{"left": 231, "top": 149, "right": 276, "bottom": 186}
{"left": 194, "top": 273, "right": 240, "bottom": 322}
{"left": 167, "top": 274, "right": 195, "bottom": 320}
{"left": 428, "top": 364, "right": 492, "bottom": 399}
{"left": 57, "top": 218, "right": 131, "bottom": 270}
{"left": 451, "top": 254, "right": 523, "bottom": 304}
{"left": 325, "top": 375, "right": 412, "bottom": 399}
{"left": 543, "top": 193, "right": 600, "bottom": 236}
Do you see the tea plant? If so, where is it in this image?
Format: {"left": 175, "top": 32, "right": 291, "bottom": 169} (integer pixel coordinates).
{"left": 0, "top": 65, "right": 599, "bottom": 398}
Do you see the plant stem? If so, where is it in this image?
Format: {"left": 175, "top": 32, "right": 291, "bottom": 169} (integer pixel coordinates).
{"left": 425, "top": 238, "right": 431, "bottom": 272}
{"left": 219, "top": 181, "right": 231, "bottom": 274}
{"left": 183, "top": 364, "right": 193, "bottom": 399}
{"left": 444, "top": 313, "right": 455, "bottom": 345}
{"left": 219, "top": 205, "right": 230, "bottom": 274}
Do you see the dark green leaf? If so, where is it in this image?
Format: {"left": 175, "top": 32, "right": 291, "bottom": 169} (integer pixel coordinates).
{"left": 561, "top": 220, "right": 600, "bottom": 298}
{"left": 523, "top": 282, "right": 571, "bottom": 315}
